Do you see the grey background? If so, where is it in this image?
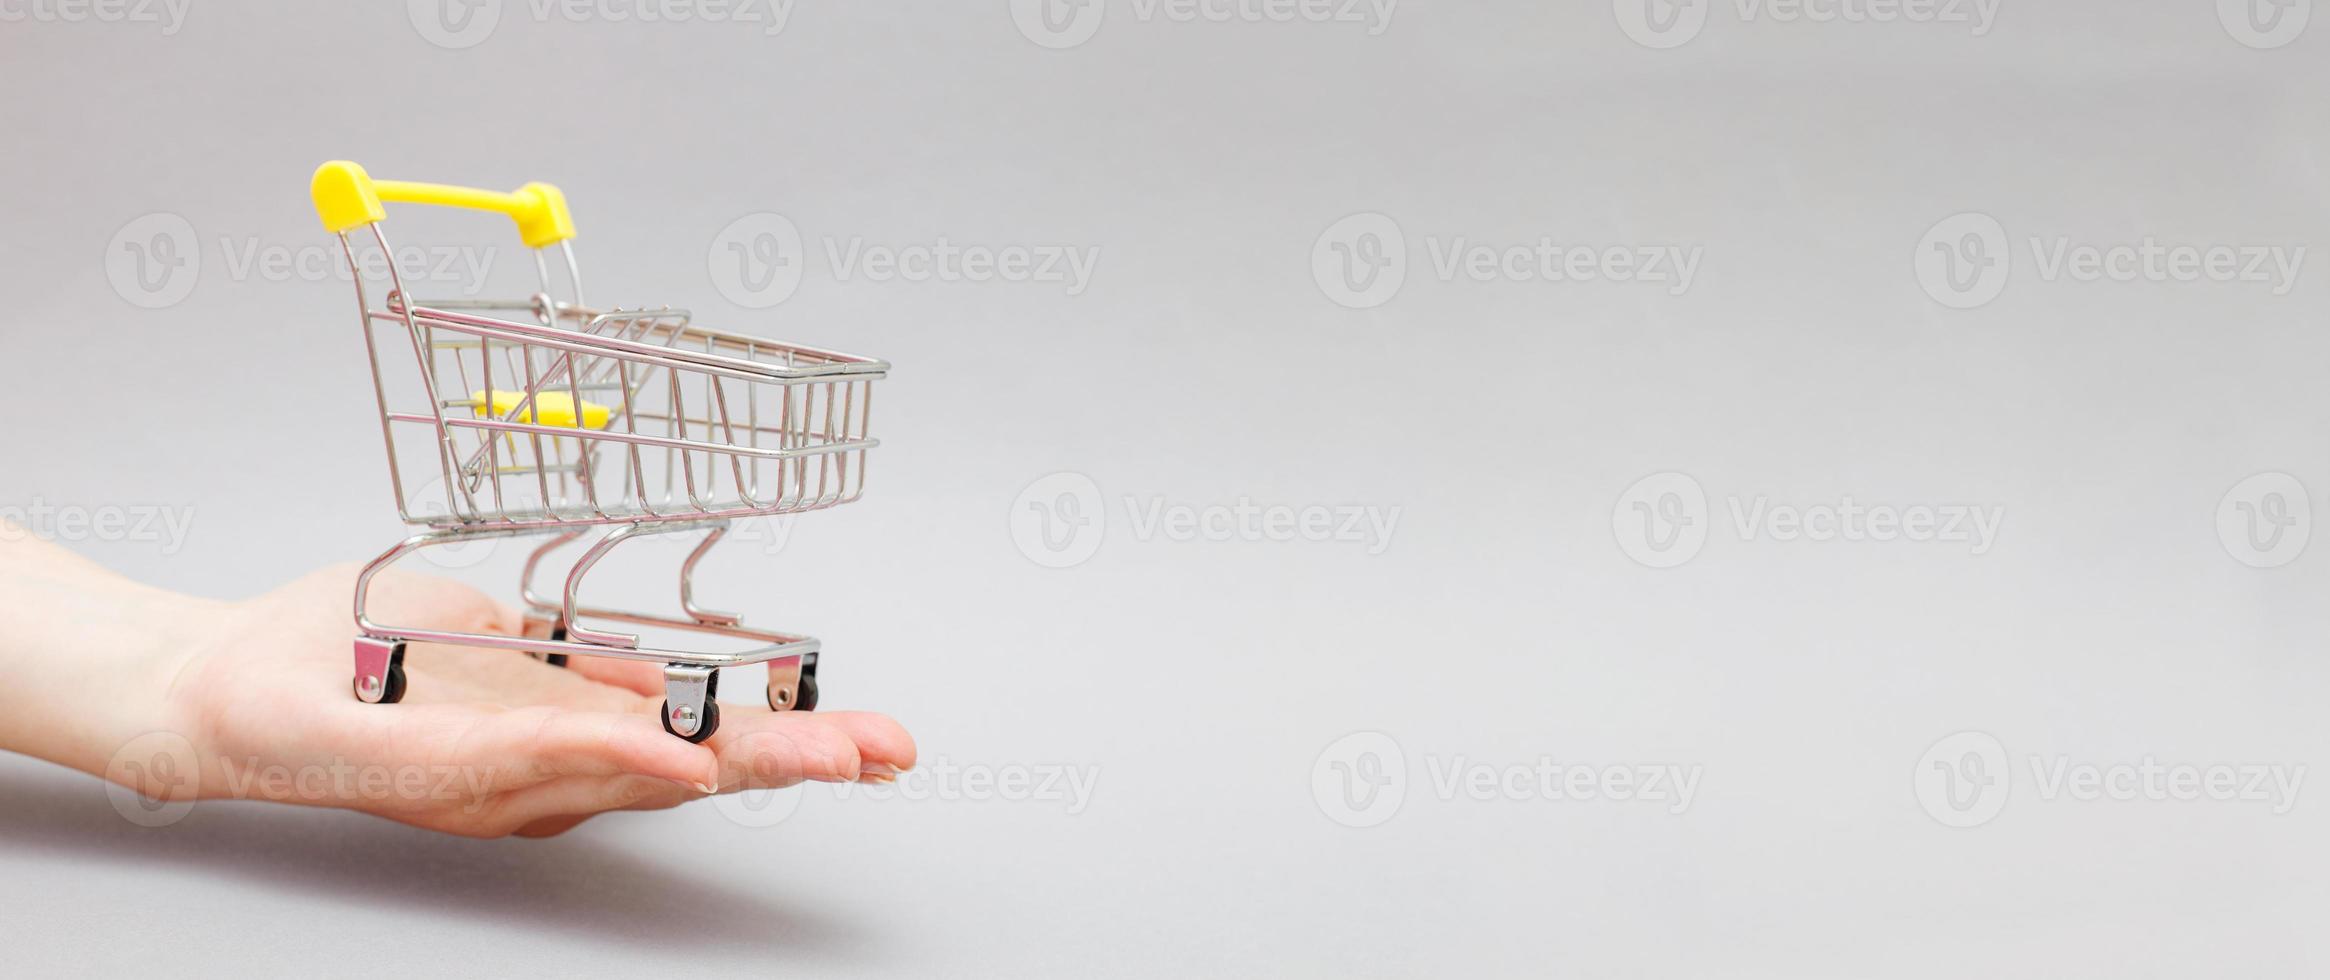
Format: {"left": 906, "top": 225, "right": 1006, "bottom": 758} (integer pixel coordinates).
{"left": 4, "top": 1, "right": 2329, "bottom": 976}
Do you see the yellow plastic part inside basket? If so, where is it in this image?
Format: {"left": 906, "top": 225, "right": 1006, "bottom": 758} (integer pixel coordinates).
{"left": 473, "top": 390, "right": 612, "bottom": 430}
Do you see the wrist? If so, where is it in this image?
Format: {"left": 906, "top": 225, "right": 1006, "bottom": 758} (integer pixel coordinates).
{"left": 0, "top": 531, "right": 228, "bottom": 778}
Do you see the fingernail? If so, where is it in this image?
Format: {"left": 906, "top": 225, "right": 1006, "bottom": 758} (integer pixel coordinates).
{"left": 693, "top": 782, "right": 718, "bottom": 794}
{"left": 859, "top": 763, "right": 900, "bottom": 783}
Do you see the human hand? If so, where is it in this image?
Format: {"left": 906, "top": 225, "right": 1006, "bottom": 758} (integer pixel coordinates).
{"left": 0, "top": 537, "right": 913, "bottom": 838}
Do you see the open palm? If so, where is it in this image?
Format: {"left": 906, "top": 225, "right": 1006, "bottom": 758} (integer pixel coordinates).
{"left": 157, "top": 565, "right": 913, "bottom": 838}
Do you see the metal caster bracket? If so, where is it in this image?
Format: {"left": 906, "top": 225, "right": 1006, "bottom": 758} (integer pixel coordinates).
{"left": 767, "top": 655, "right": 803, "bottom": 710}
{"left": 353, "top": 635, "right": 404, "bottom": 704}
{"left": 663, "top": 664, "right": 718, "bottom": 739}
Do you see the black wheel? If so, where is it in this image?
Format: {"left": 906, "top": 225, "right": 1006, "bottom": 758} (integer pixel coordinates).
{"left": 767, "top": 670, "right": 818, "bottom": 712}
{"left": 662, "top": 698, "right": 720, "bottom": 744}
{"left": 381, "top": 663, "right": 408, "bottom": 704}
{"left": 357, "top": 662, "right": 409, "bottom": 704}
{"left": 793, "top": 673, "right": 818, "bottom": 712}
{"left": 544, "top": 626, "right": 570, "bottom": 668}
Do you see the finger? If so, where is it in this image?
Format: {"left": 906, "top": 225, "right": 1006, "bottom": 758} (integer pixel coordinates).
{"left": 701, "top": 710, "right": 914, "bottom": 791}
{"left": 804, "top": 710, "right": 918, "bottom": 775}
{"left": 714, "top": 716, "right": 858, "bottom": 790}
{"left": 490, "top": 774, "right": 700, "bottom": 834}
{"left": 458, "top": 707, "right": 719, "bottom": 792}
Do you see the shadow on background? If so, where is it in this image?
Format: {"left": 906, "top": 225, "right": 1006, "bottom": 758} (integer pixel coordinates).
{"left": 0, "top": 760, "right": 854, "bottom": 955}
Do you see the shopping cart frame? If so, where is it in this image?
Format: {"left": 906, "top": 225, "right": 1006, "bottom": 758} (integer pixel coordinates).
{"left": 313, "top": 161, "right": 886, "bottom": 742}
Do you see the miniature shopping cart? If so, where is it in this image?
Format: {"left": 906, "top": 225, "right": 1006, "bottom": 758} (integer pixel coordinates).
{"left": 310, "top": 161, "right": 886, "bottom": 742}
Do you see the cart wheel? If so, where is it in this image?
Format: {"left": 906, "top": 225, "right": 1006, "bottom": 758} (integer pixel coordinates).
{"left": 792, "top": 673, "right": 818, "bottom": 712}
{"left": 354, "top": 637, "right": 407, "bottom": 705}
{"left": 662, "top": 699, "right": 719, "bottom": 744}
{"left": 355, "top": 660, "right": 408, "bottom": 704}
{"left": 527, "top": 625, "right": 572, "bottom": 668}
{"left": 767, "top": 654, "right": 818, "bottom": 712}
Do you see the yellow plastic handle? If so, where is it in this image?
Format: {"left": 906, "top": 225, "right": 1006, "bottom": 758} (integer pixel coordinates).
{"left": 311, "top": 160, "right": 575, "bottom": 248}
